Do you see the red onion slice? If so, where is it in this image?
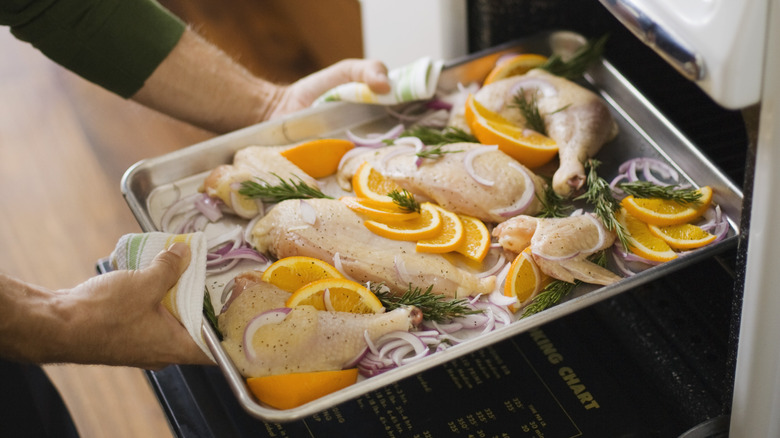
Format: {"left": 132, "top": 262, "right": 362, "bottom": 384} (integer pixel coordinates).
{"left": 243, "top": 308, "right": 291, "bottom": 361}
{"left": 323, "top": 288, "right": 334, "bottom": 312}
{"left": 195, "top": 193, "right": 224, "bottom": 222}
{"left": 490, "top": 162, "right": 536, "bottom": 217}
{"left": 346, "top": 124, "right": 404, "bottom": 147}
{"left": 378, "top": 145, "right": 415, "bottom": 172}
{"left": 229, "top": 191, "right": 261, "bottom": 219}
{"left": 299, "top": 200, "right": 317, "bottom": 225}
{"left": 477, "top": 252, "right": 507, "bottom": 278}
{"left": 337, "top": 146, "right": 373, "bottom": 172}
{"left": 463, "top": 145, "right": 498, "bottom": 186}
{"left": 488, "top": 289, "right": 517, "bottom": 307}
{"left": 160, "top": 192, "right": 202, "bottom": 232}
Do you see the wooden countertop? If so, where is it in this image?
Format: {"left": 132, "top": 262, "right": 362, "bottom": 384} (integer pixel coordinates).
{"left": 0, "top": 1, "right": 361, "bottom": 435}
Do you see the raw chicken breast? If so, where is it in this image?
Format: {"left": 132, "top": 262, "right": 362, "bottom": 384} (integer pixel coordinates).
{"left": 250, "top": 198, "right": 496, "bottom": 298}
{"left": 218, "top": 271, "right": 415, "bottom": 377}
{"left": 336, "top": 143, "right": 547, "bottom": 223}
{"left": 474, "top": 69, "right": 618, "bottom": 197}
{"left": 493, "top": 213, "right": 621, "bottom": 285}
{"left": 200, "top": 145, "right": 319, "bottom": 219}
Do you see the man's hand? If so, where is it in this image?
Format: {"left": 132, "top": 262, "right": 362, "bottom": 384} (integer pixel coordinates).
{"left": 267, "top": 59, "right": 391, "bottom": 119}
{"left": 59, "top": 243, "right": 212, "bottom": 369}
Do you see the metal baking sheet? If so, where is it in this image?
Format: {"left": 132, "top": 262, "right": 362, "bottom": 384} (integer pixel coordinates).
{"left": 120, "top": 31, "right": 743, "bottom": 423}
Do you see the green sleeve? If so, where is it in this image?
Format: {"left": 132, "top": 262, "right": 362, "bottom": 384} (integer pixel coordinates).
{"left": 2, "top": 0, "right": 186, "bottom": 98}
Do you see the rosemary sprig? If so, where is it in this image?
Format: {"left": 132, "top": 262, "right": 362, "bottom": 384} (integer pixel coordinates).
{"left": 239, "top": 174, "right": 332, "bottom": 202}
{"left": 388, "top": 189, "right": 421, "bottom": 213}
{"left": 536, "top": 184, "right": 572, "bottom": 218}
{"left": 521, "top": 251, "right": 608, "bottom": 317}
{"left": 370, "top": 283, "right": 482, "bottom": 323}
{"left": 617, "top": 181, "right": 703, "bottom": 205}
{"left": 574, "top": 159, "right": 631, "bottom": 249}
{"left": 416, "top": 144, "right": 464, "bottom": 160}
{"left": 203, "top": 288, "right": 222, "bottom": 340}
{"left": 540, "top": 34, "right": 609, "bottom": 80}
{"left": 512, "top": 89, "right": 547, "bottom": 134}
{"left": 394, "top": 126, "right": 478, "bottom": 146}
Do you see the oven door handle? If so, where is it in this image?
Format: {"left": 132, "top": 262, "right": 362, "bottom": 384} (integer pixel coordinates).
{"left": 599, "top": 0, "right": 705, "bottom": 81}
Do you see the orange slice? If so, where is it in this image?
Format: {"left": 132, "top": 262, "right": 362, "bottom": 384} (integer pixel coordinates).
{"left": 454, "top": 214, "right": 491, "bottom": 262}
{"left": 285, "top": 278, "right": 384, "bottom": 313}
{"left": 483, "top": 53, "right": 549, "bottom": 85}
{"left": 416, "top": 205, "right": 465, "bottom": 253}
{"left": 648, "top": 223, "right": 717, "bottom": 250}
{"left": 621, "top": 186, "right": 713, "bottom": 226}
{"left": 617, "top": 208, "right": 678, "bottom": 262}
{"left": 465, "top": 95, "right": 558, "bottom": 169}
{"left": 364, "top": 202, "right": 442, "bottom": 241}
{"left": 340, "top": 196, "right": 420, "bottom": 224}
{"left": 504, "top": 247, "right": 551, "bottom": 313}
{"left": 280, "top": 138, "right": 355, "bottom": 178}
{"left": 464, "top": 93, "right": 514, "bottom": 128}
{"left": 261, "top": 256, "right": 343, "bottom": 293}
{"left": 352, "top": 161, "right": 403, "bottom": 206}
{"left": 246, "top": 368, "right": 359, "bottom": 410}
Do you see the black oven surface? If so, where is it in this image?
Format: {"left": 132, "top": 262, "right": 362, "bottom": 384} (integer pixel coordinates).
{"left": 144, "top": 4, "right": 748, "bottom": 437}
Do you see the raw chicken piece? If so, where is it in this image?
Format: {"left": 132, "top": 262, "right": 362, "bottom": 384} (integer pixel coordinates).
{"left": 336, "top": 143, "right": 547, "bottom": 223}
{"left": 250, "top": 198, "right": 496, "bottom": 298}
{"left": 474, "top": 69, "right": 618, "bottom": 197}
{"left": 493, "top": 213, "right": 621, "bottom": 285}
{"left": 200, "top": 145, "right": 319, "bottom": 219}
{"left": 219, "top": 271, "right": 416, "bottom": 377}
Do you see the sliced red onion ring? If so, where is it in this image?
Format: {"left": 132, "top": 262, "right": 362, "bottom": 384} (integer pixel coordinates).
{"left": 490, "top": 162, "right": 536, "bottom": 217}
{"left": 378, "top": 145, "right": 415, "bottom": 172}
{"left": 463, "top": 145, "right": 498, "bottom": 186}
{"left": 160, "top": 192, "right": 202, "bottom": 232}
{"left": 477, "top": 252, "right": 507, "bottom": 278}
{"left": 323, "top": 288, "right": 334, "bottom": 312}
{"left": 488, "top": 289, "right": 517, "bottom": 307}
{"left": 337, "top": 146, "right": 373, "bottom": 172}
{"left": 195, "top": 193, "right": 224, "bottom": 222}
{"left": 346, "top": 124, "right": 404, "bottom": 147}
{"left": 299, "top": 200, "right": 317, "bottom": 225}
{"left": 394, "top": 256, "right": 412, "bottom": 285}
{"left": 228, "top": 190, "right": 261, "bottom": 219}
{"left": 343, "top": 346, "right": 368, "bottom": 369}
{"left": 243, "top": 308, "right": 291, "bottom": 361}
{"left": 333, "top": 253, "right": 360, "bottom": 282}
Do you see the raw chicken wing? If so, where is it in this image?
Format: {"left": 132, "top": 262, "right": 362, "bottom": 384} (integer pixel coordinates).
{"left": 201, "top": 145, "right": 319, "bottom": 219}
{"left": 493, "top": 213, "right": 621, "bottom": 285}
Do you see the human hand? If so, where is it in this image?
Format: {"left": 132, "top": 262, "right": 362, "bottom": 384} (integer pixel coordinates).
{"left": 61, "top": 243, "right": 212, "bottom": 369}
{"left": 268, "top": 59, "right": 391, "bottom": 119}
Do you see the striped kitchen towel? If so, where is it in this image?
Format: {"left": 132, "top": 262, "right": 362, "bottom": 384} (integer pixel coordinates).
{"left": 110, "top": 231, "right": 214, "bottom": 362}
{"left": 314, "top": 56, "right": 444, "bottom": 105}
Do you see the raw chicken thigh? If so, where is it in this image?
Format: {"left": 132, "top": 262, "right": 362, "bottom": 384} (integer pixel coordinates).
{"left": 493, "top": 213, "right": 621, "bottom": 285}
{"left": 250, "top": 198, "right": 496, "bottom": 298}
{"left": 219, "top": 271, "right": 416, "bottom": 377}
{"left": 474, "top": 69, "right": 618, "bottom": 197}
{"left": 337, "top": 143, "right": 546, "bottom": 223}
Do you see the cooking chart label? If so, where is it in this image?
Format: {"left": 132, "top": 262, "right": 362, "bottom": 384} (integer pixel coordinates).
{"left": 254, "top": 310, "right": 684, "bottom": 437}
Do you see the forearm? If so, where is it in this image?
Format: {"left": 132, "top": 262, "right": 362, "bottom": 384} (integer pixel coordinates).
{"left": 132, "top": 29, "right": 284, "bottom": 134}
{"left": 0, "top": 274, "right": 72, "bottom": 363}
